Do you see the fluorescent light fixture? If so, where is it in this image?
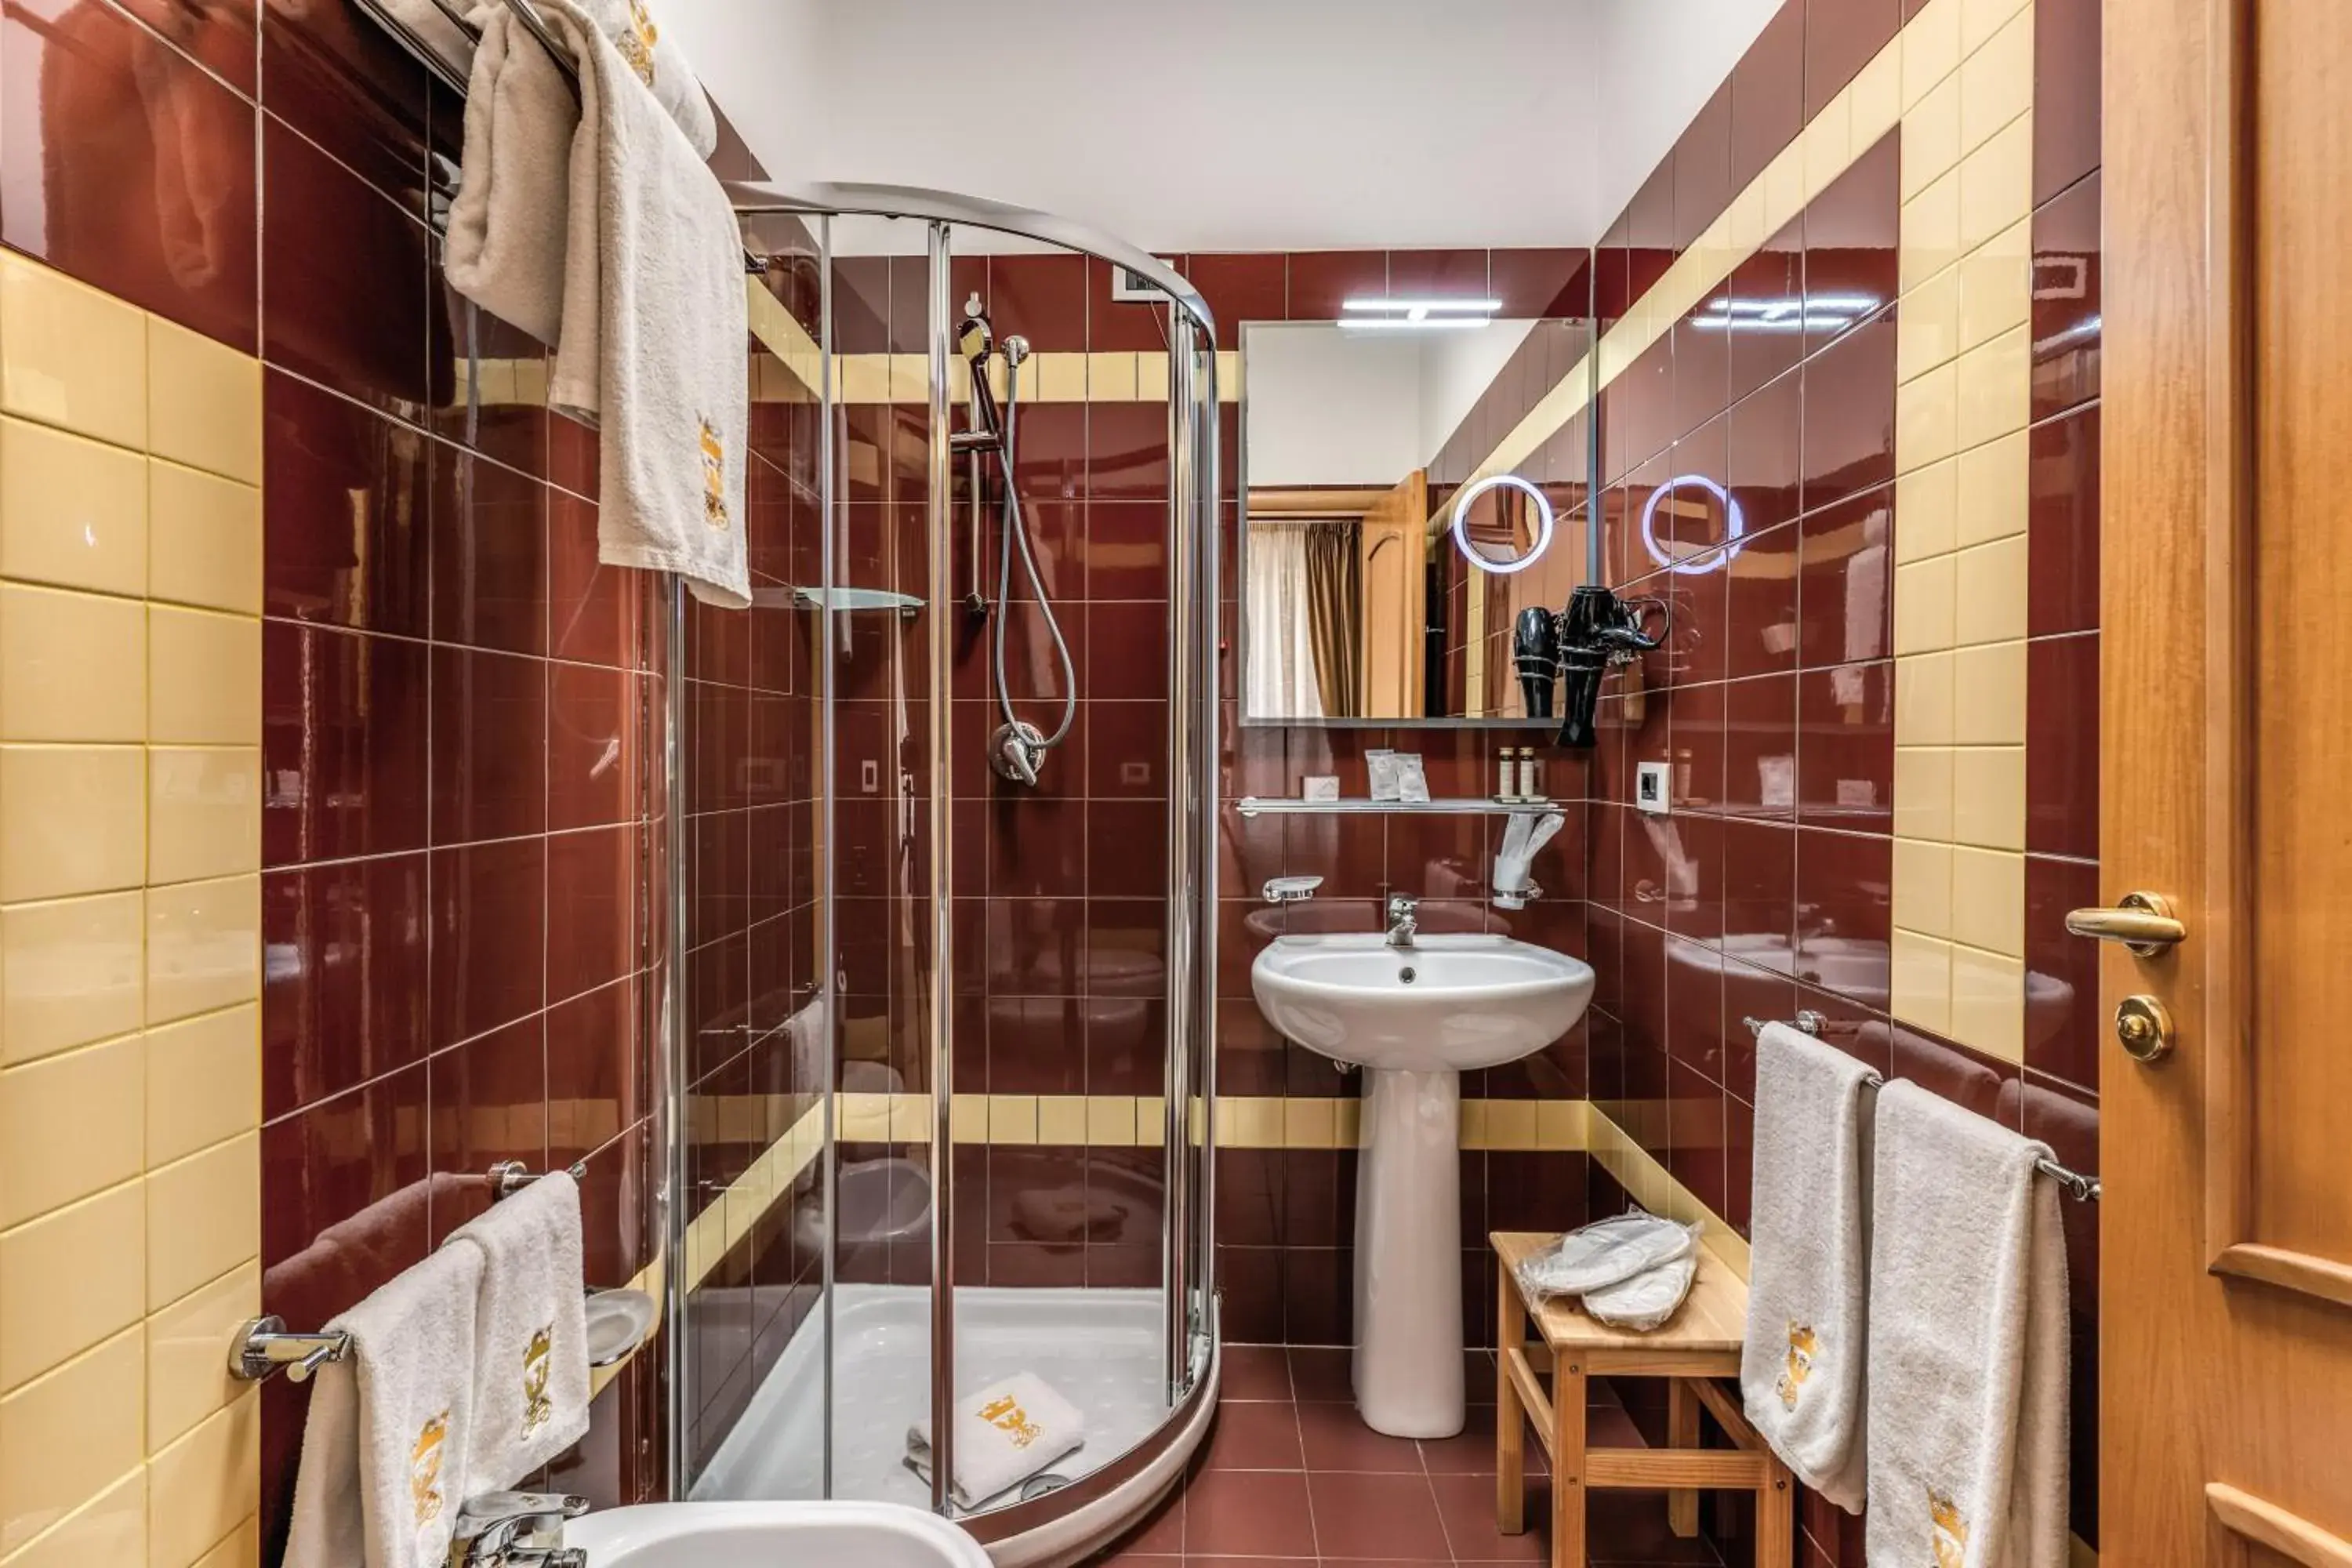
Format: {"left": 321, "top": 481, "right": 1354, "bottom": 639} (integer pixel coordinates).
{"left": 1689, "top": 293, "right": 1879, "bottom": 333}
{"left": 1338, "top": 296, "right": 1503, "bottom": 329}
{"left": 1450, "top": 473, "right": 1554, "bottom": 575}
{"left": 1639, "top": 474, "right": 1745, "bottom": 576}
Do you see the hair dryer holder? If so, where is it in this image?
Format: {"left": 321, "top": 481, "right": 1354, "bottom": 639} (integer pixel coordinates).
{"left": 1550, "top": 585, "right": 1668, "bottom": 750}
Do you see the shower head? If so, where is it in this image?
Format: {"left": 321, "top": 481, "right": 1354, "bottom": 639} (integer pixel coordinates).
{"left": 959, "top": 292, "right": 993, "bottom": 363}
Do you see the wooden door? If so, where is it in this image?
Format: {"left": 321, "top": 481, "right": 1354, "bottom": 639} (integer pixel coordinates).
{"left": 2105, "top": 1, "right": 2352, "bottom": 1562}
{"left": 1359, "top": 470, "right": 1428, "bottom": 717}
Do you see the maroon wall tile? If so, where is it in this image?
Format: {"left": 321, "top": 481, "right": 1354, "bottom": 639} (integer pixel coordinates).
{"left": 2028, "top": 405, "right": 2100, "bottom": 637}
{"left": 2031, "top": 172, "right": 2102, "bottom": 423}
{"left": 2034, "top": 0, "right": 2102, "bottom": 204}
{"left": 2026, "top": 632, "right": 2100, "bottom": 860}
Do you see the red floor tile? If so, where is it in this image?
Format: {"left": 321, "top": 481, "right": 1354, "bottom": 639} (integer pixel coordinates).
{"left": 1287, "top": 1346, "right": 1353, "bottom": 1402}
{"left": 1222, "top": 1344, "right": 1294, "bottom": 1401}
{"left": 1308, "top": 1472, "right": 1454, "bottom": 1561}
{"left": 1200, "top": 1400, "right": 1306, "bottom": 1471}
{"left": 1182, "top": 1468, "right": 1319, "bottom": 1559}
{"left": 1297, "top": 1400, "right": 1428, "bottom": 1473}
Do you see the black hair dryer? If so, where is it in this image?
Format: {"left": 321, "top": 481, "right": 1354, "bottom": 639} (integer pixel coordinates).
{"left": 1552, "top": 586, "right": 1668, "bottom": 750}
{"left": 1513, "top": 606, "right": 1560, "bottom": 717}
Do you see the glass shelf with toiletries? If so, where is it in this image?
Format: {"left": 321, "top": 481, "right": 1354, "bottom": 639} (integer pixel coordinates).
{"left": 1234, "top": 796, "right": 1563, "bottom": 817}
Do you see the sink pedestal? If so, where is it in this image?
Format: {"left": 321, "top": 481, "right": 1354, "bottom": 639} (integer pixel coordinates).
{"left": 1351, "top": 1065, "right": 1465, "bottom": 1438}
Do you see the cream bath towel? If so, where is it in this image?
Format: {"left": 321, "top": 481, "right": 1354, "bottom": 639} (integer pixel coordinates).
{"left": 446, "top": 1171, "right": 592, "bottom": 1487}
{"left": 573, "top": 0, "right": 717, "bottom": 158}
{"left": 284, "top": 1241, "right": 487, "bottom": 1568}
{"left": 441, "top": 0, "right": 575, "bottom": 347}
{"left": 1740, "top": 1022, "right": 1876, "bottom": 1512}
{"left": 1864, "top": 1081, "right": 2070, "bottom": 1568}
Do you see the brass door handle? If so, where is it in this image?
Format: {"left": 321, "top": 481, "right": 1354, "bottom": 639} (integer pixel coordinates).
{"left": 2063, "top": 891, "right": 2186, "bottom": 957}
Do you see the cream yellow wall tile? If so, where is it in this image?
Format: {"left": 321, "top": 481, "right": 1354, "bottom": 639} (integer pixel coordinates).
{"left": 1950, "top": 846, "right": 2026, "bottom": 956}
{"left": 1894, "top": 652, "right": 1957, "bottom": 747}
{"left": 0, "top": 1181, "right": 144, "bottom": 1392}
{"left": 1951, "top": 746, "right": 2027, "bottom": 851}
{"left": 145, "top": 319, "right": 259, "bottom": 487}
{"left": 0, "top": 585, "right": 147, "bottom": 744}
{"left": 884, "top": 1091, "right": 931, "bottom": 1144}
{"left": 1902, "top": 72, "right": 1963, "bottom": 201}
{"left": 1958, "top": 114, "right": 2034, "bottom": 256}
{"left": 145, "top": 1006, "right": 258, "bottom": 1170}
{"left": 0, "top": 1326, "right": 143, "bottom": 1555}
{"left": 948, "top": 1091, "right": 988, "bottom": 1145}
{"left": 1959, "top": 0, "right": 2030, "bottom": 58}
{"left": 0, "top": 1036, "right": 143, "bottom": 1229}
{"left": 1850, "top": 42, "right": 1902, "bottom": 147}
{"left": 1724, "top": 180, "right": 1767, "bottom": 253}
{"left": 1894, "top": 459, "right": 1958, "bottom": 564}
{"left": 1802, "top": 88, "right": 1854, "bottom": 200}
{"left": 1283, "top": 1097, "right": 1336, "bottom": 1150}
{"left": 0, "top": 746, "right": 144, "bottom": 904}
{"left": 1896, "top": 267, "right": 1963, "bottom": 385}
{"left": 1958, "top": 223, "right": 2031, "bottom": 353}
{"left": 1893, "top": 746, "right": 1956, "bottom": 841}
{"left": 1033, "top": 354, "right": 1087, "bottom": 405}
{"left": 143, "top": 1260, "right": 253, "bottom": 1451}
{"left": 1903, "top": 0, "right": 1962, "bottom": 107}
{"left": 147, "top": 464, "right": 260, "bottom": 617}
{"left": 1956, "top": 427, "right": 2029, "bottom": 546}
{"left": 147, "top": 750, "right": 260, "bottom": 887}
{"left": 183, "top": 1512, "right": 258, "bottom": 1568}
{"left": 143, "top": 1134, "right": 256, "bottom": 1312}
{"left": 1892, "top": 837, "right": 1955, "bottom": 940}
{"left": 1949, "top": 943, "right": 2025, "bottom": 1060}
{"left": 1484, "top": 1099, "right": 1537, "bottom": 1152}
{"left": 1215, "top": 350, "right": 1242, "bottom": 402}
{"left": 1951, "top": 641, "right": 2027, "bottom": 746}
{"left": 1955, "top": 325, "right": 2031, "bottom": 452}
{"left": 144, "top": 876, "right": 259, "bottom": 1027}
{"left": 0, "top": 419, "right": 147, "bottom": 597}
{"left": 1456, "top": 1099, "right": 1489, "bottom": 1150}
{"left": 1895, "top": 361, "right": 1958, "bottom": 476}
{"left": 147, "top": 608, "right": 260, "bottom": 749}
{"left": 1086, "top": 354, "right": 1138, "bottom": 402}
{"left": 1893, "top": 556, "right": 1957, "bottom": 656}
{"left": 0, "top": 258, "right": 147, "bottom": 452}
{"left": 985, "top": 1094, "right": 1036, "bottom": 1145}
{"left": 1136, "top": 1096, "right": 1166, "bottom": 1142}
{"left": 886, "top": 354, "right": 930, "bottom": 405}
{"left": 1087, "top": 1094, "right": 1138, "bottom": 1147}
{"left": 1899, "top": 172, "right": 1964, "bottom": 295}
{"left": 1954, "top": 535, "right": 2029, "bottom": 645}
{"left": 0, "top": 1467, "right": 143, "bottom": 1568}
{"left": 1959, "top": 6, "right": 2034, "bottom": 156}
{"left": 143, "top": 1388, "right": 256, "bottom": 1568}
{"left": 1761, "top": 141, "right": 1809, "bottom": 235}
{"left": 1335, "top": 1098, "right": 1362, "bottom": 1149}
{"left": 835, "top": 355, "right": 888, "bottom": 405}
{"left": 1889, "top": 929, "right": 1954, "bottom": 1035}
{"left": 0, "top": 892, "right": 143, "bottom": 1067}
{"left": 1135, "top": 352, "right": 1170, "bottom": 402}
{"left": 1035, "top": 1094, "right": 1086, "bottom": 1145}
{"left": 1535, "top": 1098, "right": 1586, "bottom": 1152}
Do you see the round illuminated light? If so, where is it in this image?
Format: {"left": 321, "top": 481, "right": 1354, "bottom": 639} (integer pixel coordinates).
{"left": 1450, "top": 474, "right": 1555, "bottom": 575}
{"left": 1639, "top": 474, "right": 1746, "bottom": 576}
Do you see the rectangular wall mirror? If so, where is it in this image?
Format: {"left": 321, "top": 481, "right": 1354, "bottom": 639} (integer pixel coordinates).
{"left": 1236, "top": 285, "right": 1598, "bottom": 727}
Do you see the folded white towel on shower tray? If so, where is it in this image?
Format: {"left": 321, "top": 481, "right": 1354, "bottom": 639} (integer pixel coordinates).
{"left": 907, "top": 1373, "right": 1087, "bottom": 1512}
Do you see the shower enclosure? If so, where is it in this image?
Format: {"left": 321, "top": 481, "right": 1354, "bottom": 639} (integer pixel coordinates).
{"left": 662, "top": 184, "right": 1221, "bottom": 1562}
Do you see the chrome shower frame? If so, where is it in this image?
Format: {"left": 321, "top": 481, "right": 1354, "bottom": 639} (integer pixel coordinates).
{"left": 667, "top": 182, "right": 1221, "bottom": 1545}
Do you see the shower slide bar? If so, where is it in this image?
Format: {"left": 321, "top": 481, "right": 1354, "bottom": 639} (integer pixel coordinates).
{"left": 1740, "top": 1013, "right": 2100, "bottom": 1202}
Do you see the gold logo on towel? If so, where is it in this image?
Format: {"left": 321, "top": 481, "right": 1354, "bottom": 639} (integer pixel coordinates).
{"left": 521, "top": 1324, "right": 554, "bottom": 1437}
{"left": 1928, "top": 1487, "right": 1970, "bottom": 1568}
{"left": 409, "top": 1410, "right": 450, "bottom": 1530}
{"left": 1774, "top": 1320, "right": 1817, "bottom": 1411}
{"left": 619, "top": 0, "right": 659, "bottom": 85}
{"left": 699, "top": 417, "right": 729, "bottom": 529}
{"left": 978, "top": 1395, "right": 1044, "bottom": 1450}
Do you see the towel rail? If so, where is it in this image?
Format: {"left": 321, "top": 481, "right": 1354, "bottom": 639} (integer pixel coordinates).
{"left": 349, "top": 0, "right": 768, "bottom": 272}
{"left": 1740, "top": 1014, "right": 2100, "bottom": 1202}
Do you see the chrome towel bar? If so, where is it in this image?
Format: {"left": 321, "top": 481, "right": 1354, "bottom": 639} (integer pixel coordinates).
{"left": 1740, "top": 1013, "right": 2099, "bottom": 1202}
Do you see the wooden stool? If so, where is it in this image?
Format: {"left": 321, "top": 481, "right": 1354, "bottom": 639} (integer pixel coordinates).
{"left": 1490, "top": 1231, "right": 1792, "bottom": 1568}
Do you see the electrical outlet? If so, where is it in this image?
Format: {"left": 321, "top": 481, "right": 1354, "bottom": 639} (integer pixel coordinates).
{"left": 1109, "top": 260, "right": 1178, "bottom": 303}
{"left": 1635, "top": 760, "right": 1671, "bottom": 815}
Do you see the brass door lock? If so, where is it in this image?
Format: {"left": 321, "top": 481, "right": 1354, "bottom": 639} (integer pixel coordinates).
{"left": 2114, "top": 994, "right": 2175, "bottom": 1063}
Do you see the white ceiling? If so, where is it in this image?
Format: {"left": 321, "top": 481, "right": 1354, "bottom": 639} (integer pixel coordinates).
{"left": 663, "top": 0, "right": 1780, "bottom": 254}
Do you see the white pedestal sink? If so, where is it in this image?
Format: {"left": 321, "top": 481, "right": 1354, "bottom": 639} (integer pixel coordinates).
{"left": 1250, "top": 932, "right": 1594, "bottom": 1438}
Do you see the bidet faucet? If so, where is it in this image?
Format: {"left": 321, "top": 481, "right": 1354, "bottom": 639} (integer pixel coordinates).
{"left": 1385, "top": 895, "right": 1419, "bottom": 948}
{"left": 449, "top": 1491, "right": 588, "bottom": 1568}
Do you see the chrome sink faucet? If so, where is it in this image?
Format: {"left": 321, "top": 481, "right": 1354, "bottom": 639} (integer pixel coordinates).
{"left": 449, "top": 1492, "right": 589, "bottom": 1568}
{"left": 1385, "top": 894, "right": 1419, "bottom": 948}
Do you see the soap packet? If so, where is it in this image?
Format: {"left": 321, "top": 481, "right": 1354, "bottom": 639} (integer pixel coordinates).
{"left": 1366, "top": 749, "right": 1402, "bottom": 801}
{"left": 1393, "top": 753, "right": 1430, "bottom": 803}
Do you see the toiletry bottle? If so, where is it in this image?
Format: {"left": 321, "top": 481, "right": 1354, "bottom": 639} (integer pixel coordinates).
{"left": 1497, "top": 747, "right": 1516, "bottom": 802}
{"left": 1519, "top": 748, "right": 1540, "bottom": 801}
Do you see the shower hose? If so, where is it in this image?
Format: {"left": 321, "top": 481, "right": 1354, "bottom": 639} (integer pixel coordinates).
{"left": 991, "top": 354, "right": 1078, "bottom": 768}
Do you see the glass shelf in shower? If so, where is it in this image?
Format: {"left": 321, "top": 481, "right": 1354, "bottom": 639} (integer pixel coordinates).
{"left": 1233, "top": 796, "right": 1566, "bottom": 817}
{"left": 749, "top": 586, "right": 926, "bottom": 615}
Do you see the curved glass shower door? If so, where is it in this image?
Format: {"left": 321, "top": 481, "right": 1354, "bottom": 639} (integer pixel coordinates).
{"left": 674, "top": 194, "right": 1220, "bottom": 1541}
